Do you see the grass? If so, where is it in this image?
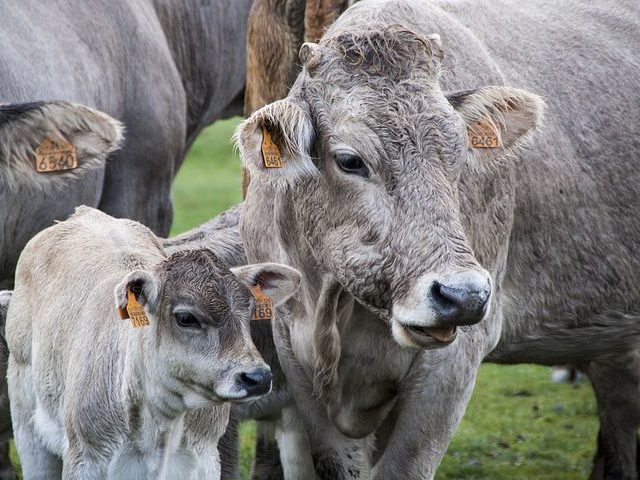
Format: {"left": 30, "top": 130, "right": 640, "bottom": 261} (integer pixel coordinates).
{"left": 11, "top": 119, "right": 599, "bottom": 478}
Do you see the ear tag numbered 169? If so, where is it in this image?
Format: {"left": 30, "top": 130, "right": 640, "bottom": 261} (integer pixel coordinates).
{"left": 118, "top": 288, "right": 150, "bottom": 328}
{"left": 251, "top": 284, "right": 274, "bottom": 321}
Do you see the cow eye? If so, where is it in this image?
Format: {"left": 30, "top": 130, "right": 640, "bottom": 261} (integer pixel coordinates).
{"left": 335, "top": 153, "right": 369, "bottom": 177}
{"left": 174, "top": 312, "right": 201, "bottom": 330}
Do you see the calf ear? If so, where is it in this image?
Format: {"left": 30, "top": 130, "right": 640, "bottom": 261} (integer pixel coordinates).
{"left": 114, "top": 270, "right": 160, "bottom": 317}
{"left": 231, "top": 263, "right": 301, "bottom": 307}
{"left": 235, "top": 99, "right": 316, "bottom": 189}
{"left": 447, "top": 86, "right": 545, "bottom": 151}
{"left": 0, "top": 101, "right": 123, "bottom": 186}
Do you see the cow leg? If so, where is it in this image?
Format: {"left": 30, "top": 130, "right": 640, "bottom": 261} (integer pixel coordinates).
{"left": 219, "top": 413, "right": 240, "bottom": 480}
{"left": 587, "top": 352, "right": 640, "bottom": 480}
{"left": 371, "top": 334, "right": 484, "bottom": 480}
{"left": 251, "top": 421, "right": 283, "bottom": 480}
{"left": 8, "top": 361, "right": 61, "bottom": 479}
{"left": 0, "top": 291, "right": 16, "bottom": 479}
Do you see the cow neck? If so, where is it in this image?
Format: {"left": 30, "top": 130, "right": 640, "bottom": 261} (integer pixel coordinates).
{"left": 152, "top": 0, "right": 245, "bottom": 141}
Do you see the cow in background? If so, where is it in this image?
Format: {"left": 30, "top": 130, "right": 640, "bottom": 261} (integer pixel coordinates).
{"left": 0, "top": 0, "right": 254, "bottom": 289}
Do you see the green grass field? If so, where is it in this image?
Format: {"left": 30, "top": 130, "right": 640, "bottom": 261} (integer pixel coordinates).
{"left": 10, "top": 118, "right": 599, "bottom": 479}
{"left": 169, "top": 119, "right": 599, "bottom": 479}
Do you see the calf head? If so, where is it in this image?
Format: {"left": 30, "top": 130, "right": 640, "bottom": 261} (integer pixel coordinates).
{"left": 115, "top": 249, "right": 300, "bottom": 410}
{"left": 237, "top": 25, "right": 544, "bottom": 350}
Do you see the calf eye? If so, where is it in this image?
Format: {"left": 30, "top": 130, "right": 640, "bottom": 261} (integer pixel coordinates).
{"left": 174, "top": 312, "right": 201, "bottom": 330}
{"left": 335, "top": 153, "right": 369, "bottom": 177}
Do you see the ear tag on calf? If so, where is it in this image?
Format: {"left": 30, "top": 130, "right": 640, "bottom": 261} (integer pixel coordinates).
{"left": 251, "top": 285, "right": 274, "bottom": 321}
{"left": 261, "top": 128, "right": 284, "bottom": 168}
{"left": 467, "top": 120, "right": 502, "bottom": 149}
{"left": 121, "top": 288, "right": 150, "bottom": 328}
{"left": 35, "top": 137, "right": 78, "bottom": 172}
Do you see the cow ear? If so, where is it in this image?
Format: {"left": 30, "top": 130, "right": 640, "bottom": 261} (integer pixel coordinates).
{"left": 235, "top": 99, "right": 316, "bottom": 189}
{"left": 447, "top": 86, "right": 545, "bottom": 151}
{"left": 114, "top": 270, "right": 161, "bottom": 318}
{"left": 0, "top": 101, "right": 123, "bottom": 185}
{"left": 231, "top": 263, "right": 301, "bottom": 307}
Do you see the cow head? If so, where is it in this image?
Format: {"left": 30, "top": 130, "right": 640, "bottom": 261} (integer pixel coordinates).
{"left": 237, "top": 25, "right": 544, "bottom": 350}
{"left": 114, "top": 249, "right": 301, "bottom": 410}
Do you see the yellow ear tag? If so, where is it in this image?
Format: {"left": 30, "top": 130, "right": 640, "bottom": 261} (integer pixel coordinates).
{"left": 467, "top": 120, "right": 502, "bottom": 149}
{"left": 251, "top": 285, "right": 274, "bottom": 321}
{"left": 121, "top": 288, "right": 150, "bottom": 328}
{"left": 261, "top": 128, "right": 284, "bottom": 168}
{"left": 35, "top": 137, "right": 78, "bottom": 172}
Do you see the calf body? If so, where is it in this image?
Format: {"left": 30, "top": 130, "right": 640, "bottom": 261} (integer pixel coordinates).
{"left": 237, "top": 0, "right": 640, "bottom": 478}
{"left": 6, "top": 207, "right": 300, "bottom": 479}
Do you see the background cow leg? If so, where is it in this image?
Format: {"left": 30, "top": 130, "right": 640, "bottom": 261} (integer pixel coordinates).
{"left": 371, "top": 335, "right": 484, "bottom": 480}
{"left": 587, "top": 351, "right": 640, "bottom": 480}
{"left": 219, "top": 413, "right": 240, "bottom": 480}
{"left": 251, "top": 421, "right": 283, "bottom": 480}
{"left": 0, "top": 291, "right": 16, "bottom": 479}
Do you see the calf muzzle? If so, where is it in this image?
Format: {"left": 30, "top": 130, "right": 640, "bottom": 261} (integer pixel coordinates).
{"left": 236, "top": 367, "right": 272, "bottom": 397}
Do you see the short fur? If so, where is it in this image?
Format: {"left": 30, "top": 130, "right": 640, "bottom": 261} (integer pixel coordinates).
{"left": 237, "top": 0, "right": 640, "bottom": 478}
{"left": 5, "top": 207, "right": 300, "bottom": 479}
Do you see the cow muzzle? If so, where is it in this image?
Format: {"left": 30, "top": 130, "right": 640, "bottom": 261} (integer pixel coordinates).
{"left": 391, "top": 269, "right": 491, "bottom": 349}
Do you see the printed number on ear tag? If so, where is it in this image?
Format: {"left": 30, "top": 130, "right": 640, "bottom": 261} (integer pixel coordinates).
{"left": 35, "top": 137, "right": 78, "bottom": 172}
{"left": 261, "top": 128, "right": 284, "bottom": 168}
{"left": 119, "top": 288, "right": 150, "bottom": 328}
{"left": 251, "top": 285, "right": 274, "bottom": 321}
{"left": 467, "top": 121, "right": 502, "bottom": 149}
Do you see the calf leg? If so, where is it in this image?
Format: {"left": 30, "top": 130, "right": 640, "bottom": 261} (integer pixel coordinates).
{"left": 587, "top": 351, "right": 640, "bottom": 480}
{"left": 8, "top": 360, "right": 61, "bottom": 479}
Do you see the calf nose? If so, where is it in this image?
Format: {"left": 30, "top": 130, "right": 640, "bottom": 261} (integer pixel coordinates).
{"left": 237, "top": 367, "right": 272, "bottom": 397}
{"left": 429, "top": 271, "right": 491, "bottom": 327}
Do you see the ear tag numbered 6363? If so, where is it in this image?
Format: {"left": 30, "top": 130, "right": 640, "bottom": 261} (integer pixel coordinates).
{"left": 251, "top": 285, "right": 273, "bottom": 321}
{"left": 261, "top": 127, "right": 284, "bottom": 168}
{"left": 118, "top": 288, "right": 150, "bottom": 328}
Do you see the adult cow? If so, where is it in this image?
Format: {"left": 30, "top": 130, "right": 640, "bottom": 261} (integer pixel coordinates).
{"left": 237, "top": 0, "right": 640, "bottom": 478}
{"left": 0, "top": 0, "right": 253, "bottom": 288}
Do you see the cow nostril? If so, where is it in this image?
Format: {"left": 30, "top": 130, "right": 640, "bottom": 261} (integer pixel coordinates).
{"left": 237, "top": 367, "right": 272, "bottom": 396}
{"left": 429, "top": 276, "right": 490, "bottom": 327}
{"left": 430, "top": 281, "right": 460, "bottom": 315}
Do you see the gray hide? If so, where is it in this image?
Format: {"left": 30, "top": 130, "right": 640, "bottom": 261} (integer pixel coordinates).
{"left": 164, "top": 204, "right": 293, "bottom": 480}
{"left": 237, "top": 0, "right": 640, "bottom": 478}
{"left": 0, "top": 102, "right": 124, "bottom": 290}
{"left": 5, "top": 207, "right": 300, "bottom": 479}
{"left": 0, "top": 0, "right": 253, "bottom": 287}
{"left": 0, "top": 291, "right": 13, "bottom": 479}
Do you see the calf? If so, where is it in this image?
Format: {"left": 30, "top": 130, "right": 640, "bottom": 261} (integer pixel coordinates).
{"left": 5, "top": 207, "right": 300, "bottom": 479}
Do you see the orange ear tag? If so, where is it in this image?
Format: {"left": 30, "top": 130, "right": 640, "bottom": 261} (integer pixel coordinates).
{"left": 35, "top": 137, "right": 78, "bottom": 172}
{"left": 120, "top": 288, "right": 150, "bottom": 328}
{"left": 251, "top": 285, "right": 274, "bottom": 321}
{"left": 467, "top": 120, "right": 502, "bottom": 149}
{"left": 261, "top": 128, "right": 284, "bottom": 168}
